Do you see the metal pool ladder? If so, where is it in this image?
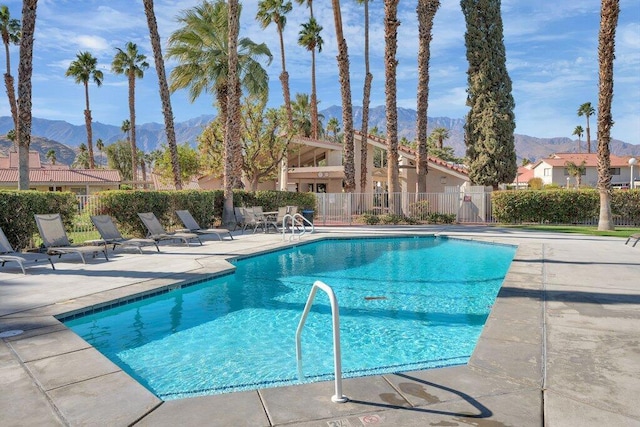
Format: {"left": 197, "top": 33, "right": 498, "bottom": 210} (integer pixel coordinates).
{"left": 295, "top": 280, "right": 348, "bottom": 403}
{"left": 282, "top": 213, "right": 314, "bottom": 241}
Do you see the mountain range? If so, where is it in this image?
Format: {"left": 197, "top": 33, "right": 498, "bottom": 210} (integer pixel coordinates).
{"left": 1, "top": 106, "right": 638, "bottom": 166}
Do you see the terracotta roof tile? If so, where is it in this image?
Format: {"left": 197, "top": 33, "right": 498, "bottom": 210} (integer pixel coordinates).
{"left": 0, "top": 168, "right": 121, "bottom": 183}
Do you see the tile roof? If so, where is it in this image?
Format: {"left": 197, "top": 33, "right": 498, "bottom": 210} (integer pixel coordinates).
{"left": 541, "top": 153, "right": 632, "bottom": 168}
{"left": 150, "top": 172, "right": 201, "bottom": 190}
{"left": 0, "top": 168, "right": 121, "bottom": 184}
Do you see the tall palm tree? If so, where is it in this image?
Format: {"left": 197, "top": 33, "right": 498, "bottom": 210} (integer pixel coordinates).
{"left": 326, "top": 117, "right": 340, "bottom": 142}
{"left": 256, "top": 0, "right": 293, "bottom": 131}
{"left": 65, "top": 51, "right": 102, "bottom": 169}
{"left": 1, "top": 5, "right": 20, "bottom": 135}
{"left": 112, "top": 42, "right": 149, "bottom": 184}
{"left": 46, "top": 149, "right": 56, "bottom": 165}
{"left": 355, "top": 0, "right": 372, "bottom": 193}
{"left": 142, "top": 0, "right": 182, "bottom": 190}
{"left": 596, "top": 0, "right": 619, "bottom": 231}
{"left": 384, "top": 0, "right": 400, "bottom": 213}
{"left": 331, "top": 0, "right": 355, "bottom": 192}
{"left": 72, "top": 143, "right": 90, "bottom": 169}
{"left": 96, "top": 138, "right": 104, "bottom": 167}
{"left": 16, "top": 0, "right": 36, "bottom": 190}
{"left": 431, "top": 127, "right": 449, "bottom": 149}
{"left": 415, "top": 0, "right": 440, "bottom": 193}
{"left": 223, "top": 0, "right": 241, "bottom": 225}
{"left": 291, "top": 92, "right": 312, "bottom": 136}
{"left": 572, "top": 125, "right": 584, "bottom": 153}
{"left": 167, "top": 0, "right": 272, "bottom": 146}
{"left": 577, "top": 102, "right": 595, "bottom": 154}
{"left": 298, "top": 17, "right": 323, "bottom": 140}
{"left": 295, "top": 0, "right": 314, "bottom": 17}
{"left": 565, "top": 160, "right": 586, "bottom": 188}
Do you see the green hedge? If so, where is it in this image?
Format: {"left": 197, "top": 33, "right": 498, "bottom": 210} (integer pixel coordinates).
{"left": 492, "top": 189, "right": 640, "bottom": 225}
{"left": 95, "top": 189, "right": 316, "bottom": 237}
{"left": 0, "top": 190, "right": 77, "bottom": 250}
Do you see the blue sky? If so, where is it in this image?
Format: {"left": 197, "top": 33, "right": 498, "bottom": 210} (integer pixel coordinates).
{"left": 1, "top": 0, "right": 639, "bottom": 144}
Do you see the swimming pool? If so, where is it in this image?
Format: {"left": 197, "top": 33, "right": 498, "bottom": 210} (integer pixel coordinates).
{"left": 64, "top": 237, "right": 515, "bottom": 400}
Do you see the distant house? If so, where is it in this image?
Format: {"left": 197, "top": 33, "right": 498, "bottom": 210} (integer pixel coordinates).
{"left": 0, "top": 151, "right": 121, "bottom": 194}
{"left": 522, "top": 153, "right": 637, "bottom": 188}
{"left": 198, "top": 132, "right": 469, "bottom": 193}
{"left": 150, "top": 172, "right": 201, "bottom": 190}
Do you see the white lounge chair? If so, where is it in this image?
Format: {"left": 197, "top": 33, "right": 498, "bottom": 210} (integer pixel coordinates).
{"left": 175, "top": 210, "right": 233, "bottom": 240}
{"left": 0, "top": 226, "right": 54, "bottom": 274}
{"left": 137, "top": 212, "right": 202, "bottom": 246}
{"left": 91, "top": 215, "right": 160, "bottom": 253}
{"left": 34, "top": 213, "right": 109, "bottom": 264}
{"left": 625, "top": 233, "right": 640, "bottom": 247}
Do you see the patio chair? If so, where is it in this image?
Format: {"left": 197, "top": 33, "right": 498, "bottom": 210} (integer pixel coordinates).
{"left": 34, "top": 213, "right": 109, "bottom": 264}
{"left": 242, "top": 207, "right": 267, "bottom": 233}
{"left": 90, "top": 215, "right": 160, "bottom": 253}
{"left": 233, "top": 207, "right": 246, "bottom": 232}
{"left": 252, "top": 206, "right": 278, "bottom": 233}
{"left": 625, "top": 233, "right": 640, "bottom": 247}
{"left": 137, "top": 212, "right": 202, "bottom": 246}
{"left": 175, "top": 210, "right": 233, "bottom": 240}
{"left": 0, "top": 226, "right": 55, "bottom": 274}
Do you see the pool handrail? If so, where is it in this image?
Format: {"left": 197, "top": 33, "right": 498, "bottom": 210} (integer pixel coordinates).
{"left": 295, "top": 280, "right": 348, "bottom": 403}
{"left": 282, "top": 213, "right": 314, "bottom": 241}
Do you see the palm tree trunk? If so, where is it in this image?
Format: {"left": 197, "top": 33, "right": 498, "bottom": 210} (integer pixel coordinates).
{"left": 384, "top": 0, "right": 400, "bottom": 213}
{"left": 332, "top": 0, "right": 355, "bottom": 193}
{"left": 17, "top": 0, "right": 37, "bottom": 191}
{"left": 83, "top": 82, "right": 95, "bottom": 169}
{"left": 277, "top": 27, "right": 293, "bottom": 132}
{"left": 596, "top": 0, "right": 619, "bottom": 231}
{"left": 310, "top": 48, "right": 318, "bottom": 140}
{"left": 143, "top": 0, "right": 182, "bottom": 190}
{"left": 129, "top": 71, "right": 138, "bottom": 183}
{"left": 586, "top": 116, "right": 591, "bottom": 154}
{"left": 415, "top": 1, "right": 439, "bottom": 193}
{"left": 223, "top": 0, "right": 241, "bottom": 226}
{"left": 360, "top": 0, "right": 372, "bottom": 193}
{"left": 4, "top": 73, "right": 17, "bottom": 148}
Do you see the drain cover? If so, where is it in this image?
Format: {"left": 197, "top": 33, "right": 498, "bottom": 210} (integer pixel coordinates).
{"left": 0, "top": 330, "right": 24, "bottom": 338}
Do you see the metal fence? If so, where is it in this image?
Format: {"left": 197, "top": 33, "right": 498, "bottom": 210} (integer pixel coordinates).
{"left": 314, "top": 191, "right": 494, "bottom": 225}
{"left": 67, "top": 191, "right": 637, "bottom": 237}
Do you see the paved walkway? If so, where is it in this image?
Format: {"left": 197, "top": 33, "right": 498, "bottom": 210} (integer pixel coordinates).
{"left": 1, "top": 226, "right": 638, "bottom": 426}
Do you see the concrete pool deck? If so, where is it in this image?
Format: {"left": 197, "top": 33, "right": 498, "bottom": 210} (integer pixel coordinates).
{"left": 1, "top": 225, "right": 638, "bottom": 426}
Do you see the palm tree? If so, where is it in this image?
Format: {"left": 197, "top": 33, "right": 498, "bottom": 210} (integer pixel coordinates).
{"left": 121, "top": 119, "right": 131, "bottom": 141}
{"left": 96, "top": 138, "right": 104, "bottom": 167}
{"left": 65, "top": 51, "right": 102, "bottom": 169}
{"left": 577, "top": 102, "right": 595, "bottom": 154}
{"left": 384, "top": 0, "right": 400, "bottom": 213}
{"left": 16, "top": 0, "right": 36, "bottom": 190}
{"left": 298, "top": 17, "right": 323, "bottom": 140}
{"left": 292, "top": 92, "right": 312, "bottom": 136}
{"left": 224, "top": 0, "right": 242, "bottom": 225}
{"left": 431, "top": 127, "right": 449, "bottom": 149}
{"left": 326, "top": 117, "right": 340, "bottom": 142}
{"left": 331, "top": 0, "right": 355, "bottom": 192}
{"left": 1, "top": 5, "right": 20, "bottom": 135}
{"left": 295, "top": 0, "right": 314, "bottom": 17}
{"left": 142, "top": 0, "right": 182, "bottom": 190}
{"left": 167, "top": 0, "right": 272, "bottom": 147}
{"left": 112, "top": 42, "right": 149, "bottom": 184}
{"left": 355, "top": 0, "right": 372, "bottom": 193}
{"left": 256, "top": 0, "right": 293, "bottom": 131}
{"left": 596, "top": 0, "right": 619, "bottom": 231}
{"left": 572, "top": 125, "right": 584, "bottom": 153}
{"left": 565, "top": 160, "right": 586, "bottom": 188}
{"left": 415, "top": 0, "right": 440, "bottom": 193}
{"left": 72, "top": 143, "right": 90, "bottom": 169}
{"left": 46, "top": 149, "right": 56, "bottom": 165}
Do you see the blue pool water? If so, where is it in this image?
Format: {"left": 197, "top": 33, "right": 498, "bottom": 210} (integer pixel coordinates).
{"left": 65, "top": 237, "right": 515, "bottom": 400}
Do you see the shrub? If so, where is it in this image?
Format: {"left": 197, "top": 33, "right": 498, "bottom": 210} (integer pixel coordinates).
{"left": 361, "top": 213, "right": 380, "bottom": 225}
{"left": 528, "top": 177, "right": 543, "bottom": 190}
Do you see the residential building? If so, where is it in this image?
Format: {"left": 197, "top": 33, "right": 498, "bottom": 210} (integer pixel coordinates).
{"left": 530, "top": 153, "right": 637, "bottom": 188}
{"left": 0, "top": 151, "right": 121, "bottom": 194}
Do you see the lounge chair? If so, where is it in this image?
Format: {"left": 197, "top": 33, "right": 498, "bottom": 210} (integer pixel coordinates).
{"left": 137, "top": 212, "right": 202, "bottom": 246}
{"left": 233, "top": 207, "right": 247, "bottom": 232}
{"left": 175, "top": 210, "right": 233, "bottom": 240}
{"left": 34, "top": 213, "right": 109, "bottom": 264}
{"left": 625, "top": 233, "right": 640, "bottom": 247}
{"left": 0, "top": 226, "right": 55, "bottom": 274}
{"left": 91, "top": 215, "right": 160, "bottom": 253}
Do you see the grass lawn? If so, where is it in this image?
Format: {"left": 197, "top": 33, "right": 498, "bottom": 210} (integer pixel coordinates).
{"left": 501, "top": 224, "right": 640, "bottom": 238}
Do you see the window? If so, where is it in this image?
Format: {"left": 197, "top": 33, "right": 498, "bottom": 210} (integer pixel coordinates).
{"left": 543, "top": 168, "right": 551, "bottom": 176}
{"left": 610, "top": 168, "right": 620, "bottom": 176}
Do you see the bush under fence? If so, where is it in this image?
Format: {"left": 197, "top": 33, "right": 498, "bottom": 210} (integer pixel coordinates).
{"left": 492, "top": 189, "right": 640, "bottom": 225}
